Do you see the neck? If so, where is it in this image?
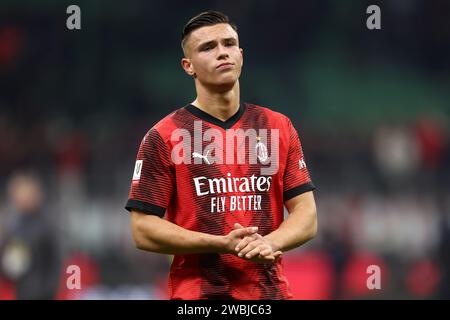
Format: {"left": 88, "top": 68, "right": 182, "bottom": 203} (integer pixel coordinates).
{"left": 192, "top": 81, "right": 240, "bottom": 121}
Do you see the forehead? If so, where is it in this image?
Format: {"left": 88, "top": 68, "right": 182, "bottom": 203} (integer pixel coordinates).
{"left": 189, "top": 23, "right": 238, "bottom": 47}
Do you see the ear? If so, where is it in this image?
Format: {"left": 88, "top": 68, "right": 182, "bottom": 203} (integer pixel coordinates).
{"left": 181, "top": 57, "right": 195, "bottom": 77}
{"left": 240, "top": 48, "right": 244, "bottom": 66}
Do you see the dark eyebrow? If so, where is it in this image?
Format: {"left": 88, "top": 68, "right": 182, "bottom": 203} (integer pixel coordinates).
{"left": 222, "top": 37, "right": 237, "bottom": 44}
{"left": 197, "top": 40, "right": 217, "bottom": 51}
{"left": 197, "top": 37, "right": 237, "bottom": 51}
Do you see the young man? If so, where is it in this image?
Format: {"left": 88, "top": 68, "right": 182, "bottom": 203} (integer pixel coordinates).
{"left": 125, "top": 11, "right": 317, "bottom": 300}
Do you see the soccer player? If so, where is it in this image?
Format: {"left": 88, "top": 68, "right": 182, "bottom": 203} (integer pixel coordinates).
{"left": 125, "top": 10, "right": 317, "bottom": 300}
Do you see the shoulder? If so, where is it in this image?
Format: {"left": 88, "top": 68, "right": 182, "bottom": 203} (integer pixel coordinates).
{"left": 144, "top": 106, "right": 192, "bottom": 144}
{"left": 245, "top": 102, "right": 292, "bottom": 126}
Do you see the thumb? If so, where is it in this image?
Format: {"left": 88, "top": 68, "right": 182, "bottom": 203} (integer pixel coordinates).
{"left": 234, "top": 223, "right": 244, "bottom": 230}
{"left": 232, "top": 226, "right": 258, "bottom": 238}
{"left": 274, "top": 251, "right": 283, "bottom": 260}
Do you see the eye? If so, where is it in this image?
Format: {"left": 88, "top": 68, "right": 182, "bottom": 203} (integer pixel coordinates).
{"left": 201, "top": 45, "right": 213, "bottom": 51}
{"left": 224, "top": 40, "right": 236, "bottom": 47}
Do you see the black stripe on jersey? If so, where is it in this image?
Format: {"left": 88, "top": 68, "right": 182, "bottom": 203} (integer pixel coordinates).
{"left": 125, "top": 199, "right": 166, "bottom": 217}
{"left": 283, "top": 182, "right": 316, "bottom": 202}
{"left": 185, "top": 103, "right": 246, "bottom": 130}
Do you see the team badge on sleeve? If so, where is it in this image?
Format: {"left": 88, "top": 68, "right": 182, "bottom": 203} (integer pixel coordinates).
{"left": 133, "top": 160, "right": 143, "bottom": 181}
{"left": 299, "top": 157, "right": 306, "bottom": 169}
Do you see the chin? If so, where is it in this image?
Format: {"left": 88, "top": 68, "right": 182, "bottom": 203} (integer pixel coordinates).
{"left": 201, "top": 74, "right": 239, "bottom": 91}
{"left": 212, "top": 80, "right": 237, "bottom": 92}
{"left": 215, "top": 75, "right": 238, "bottom": 86}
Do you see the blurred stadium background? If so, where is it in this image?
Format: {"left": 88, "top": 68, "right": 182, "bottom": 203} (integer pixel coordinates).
{"left": 0, "top": 0, "right": 449, "bottom": 299}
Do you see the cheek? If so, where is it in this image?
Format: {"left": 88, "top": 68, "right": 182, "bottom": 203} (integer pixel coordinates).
{"left": 192, "top": 57, "right": 211, "bottom": 75}
{"left": 233, "top": 51, "right": 243, "bottom": 67}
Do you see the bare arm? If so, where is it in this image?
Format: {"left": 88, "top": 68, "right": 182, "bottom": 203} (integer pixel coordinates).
{"left": 130, "top": 210, "right": 258, "bottom": 255}
{"left": 236, "top": 191, "right": 317, "bottom": 257}
{"left": 265, "top": 191, "right": 317, "bottom": 252}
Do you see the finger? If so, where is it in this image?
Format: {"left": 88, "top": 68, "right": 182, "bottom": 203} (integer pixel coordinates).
{"left": 274, "top": 250, "right": 283, "bottom": 257}
{"left": 236, "top": 233, "right": 264, "bottom": 251}
{"left": 238, "top": 240, "right": 261, "bottom": 257}
{"left": 273, "top": 251, "right": 283, "bottom": 261}
{"left": 254, "top": 254, "right": 275, "bottom": 263}
{"left": 244, "top": 246, "right": 266, "bottom": 259}
{"left": 232, "top": 226, "right": 258, "bottom": 239}
{"left": 236, "top": 233, "right": 265, "bottom": 252}
{"left": 259, "top": 248, "right": 272, "bottom": 256}
{"left": 235, "top": 235, "right": 256, "bottom": 252}
{"left": 233, "top": 223, "right": 244, "bottom": 230}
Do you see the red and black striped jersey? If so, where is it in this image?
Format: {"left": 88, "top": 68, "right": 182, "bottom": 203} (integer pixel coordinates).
{"left": 125, "top": 102, "right": 315, "bottom": 300}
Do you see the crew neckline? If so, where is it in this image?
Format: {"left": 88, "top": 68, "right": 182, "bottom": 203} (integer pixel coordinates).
{"left": 185, "top": 103, "right": 246, "bottom": 130}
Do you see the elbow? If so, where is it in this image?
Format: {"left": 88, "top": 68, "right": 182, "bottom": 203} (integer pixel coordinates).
{"left": 133, "top": 228, "right": 159, "bottom": 252}
{"left": 133, "top": 233, "right": 149, "bottom": 251}
{"left": 131, "top": 224, "right": 148, "bottom": 251}
{"left": 130, "top": 212, "right": 158, "bottom": 251}
{"left": 307, "top": 210, "right": 318, "bottom": 241}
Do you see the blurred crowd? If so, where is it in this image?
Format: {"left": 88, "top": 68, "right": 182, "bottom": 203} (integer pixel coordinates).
{"left": 1, "top": 0, "right": 450, "bottom": 299}
{"left": 0, "top": 114, "right": 448, "bottom": 299}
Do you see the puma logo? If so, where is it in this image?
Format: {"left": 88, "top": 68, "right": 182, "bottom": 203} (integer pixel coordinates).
{"left": 192, "top": 150, "right": 211, "bottom": 164}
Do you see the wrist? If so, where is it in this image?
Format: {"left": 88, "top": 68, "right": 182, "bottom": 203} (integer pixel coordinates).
{"left": 210, "top": 235, "right": 230, "bottom": 253}
{"left": 264, "top": 235, "right": 281, "bottom": 253}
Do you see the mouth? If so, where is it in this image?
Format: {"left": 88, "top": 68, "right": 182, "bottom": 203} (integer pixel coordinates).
{"left": 216, "top": 62, "right": 234, "bottom": 69}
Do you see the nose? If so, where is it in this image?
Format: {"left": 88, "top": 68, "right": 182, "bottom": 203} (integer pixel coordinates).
{"left": 217, "top": 44, "right": 229, "bottom": 60}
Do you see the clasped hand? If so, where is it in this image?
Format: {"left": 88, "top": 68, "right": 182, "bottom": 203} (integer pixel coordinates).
{"left": 225, "top": 223, "right": 282, "bottom": 264}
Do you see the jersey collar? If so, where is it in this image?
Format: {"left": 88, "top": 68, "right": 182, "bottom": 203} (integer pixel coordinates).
{"left": 185, "top": 103, "right": 246, "bottom": 130}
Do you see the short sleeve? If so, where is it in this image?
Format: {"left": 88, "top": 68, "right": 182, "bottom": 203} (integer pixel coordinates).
{"left": 125, "top": 129, "right": 175, "bottom": 217}
{"left": 283, "top": 118, "right": 315, "bottom": 201}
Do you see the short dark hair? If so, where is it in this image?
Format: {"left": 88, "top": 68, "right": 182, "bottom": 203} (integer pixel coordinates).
{"left": 181, "top": 10, "right": 237, "bottom": 52}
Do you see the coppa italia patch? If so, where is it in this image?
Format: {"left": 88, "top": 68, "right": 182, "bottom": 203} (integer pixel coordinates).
{"left": 132, "top": 160, "right": 143, "bottom": 182}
